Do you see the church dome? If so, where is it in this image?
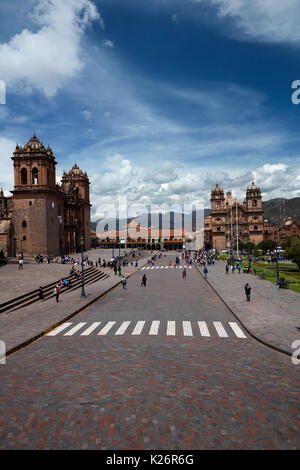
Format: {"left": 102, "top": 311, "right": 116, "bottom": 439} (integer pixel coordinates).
{"left": 23, "top": 133, "right": 45, "bottom": 151}
{"left": 69, "top": 164, "right": 84, "bottom": 176}
{"left": 213, "top": 184, "right": 223, "bottom": 192}
{"left": 248, "top": 181, "right": 259, "bottom": 190}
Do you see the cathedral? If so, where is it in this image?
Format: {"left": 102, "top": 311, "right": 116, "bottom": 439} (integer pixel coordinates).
{"left": 204, "top": 182, "right": 264, "bottom": 252}
{"left": 0, "top": 134, "right": 91, "bottom": 258}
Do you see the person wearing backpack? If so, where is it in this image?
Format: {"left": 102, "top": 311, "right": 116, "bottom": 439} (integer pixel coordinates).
{"left": 121, "top": 276, "right": 127, "bottom": 289}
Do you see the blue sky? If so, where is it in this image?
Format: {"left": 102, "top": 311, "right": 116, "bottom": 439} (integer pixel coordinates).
{"left": 0, "top": 0, "right": 300, "bottom": 220}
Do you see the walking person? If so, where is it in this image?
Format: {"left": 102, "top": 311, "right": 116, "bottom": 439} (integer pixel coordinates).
{"left": 121, "top": 276, "right": 127, "bottom": 289}
{"left": 141, "top": 274, "right": 147, "bottom": 286}
{"left": 237, "top": 264, "right": 241, "bottom": 274}
{"left": 226, "top": 264, "right": 229, "bottom": 274}
{"left": 18, "top": 258, "right": 23, "bottom": 270}
{"left": 182, "top": 267, "right": 186, "bottom": 279}
{"left": 244, "top": 283, "right": 251, "bottom": 302}
{"left": 54, "top": 284, "right": 60, "bottom": 302}
{"left": 203, "top": 266, "right": 208, "bottom": 280}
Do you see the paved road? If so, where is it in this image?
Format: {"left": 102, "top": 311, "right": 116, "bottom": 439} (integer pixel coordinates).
{"left": 0, "top": 255, "right": 299, "bottom": 449}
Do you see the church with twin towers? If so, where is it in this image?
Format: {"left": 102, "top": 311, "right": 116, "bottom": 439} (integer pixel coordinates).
{"left": 0, "top": 134, "right": 91, "bottom": 257}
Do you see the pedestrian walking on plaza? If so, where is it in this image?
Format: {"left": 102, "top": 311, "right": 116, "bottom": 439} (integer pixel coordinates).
{"left": 226, "top": 264, "right": 229, "bottom": 274}
{"left": 237, "top": 264, "right": 241, "bottom": 274}
{"left": 18, "top": 258, "right": 23, "bottom": 270}
{"left": 182, "top": 267, "right": 186, "bottom": 278}
{"left": 203, "top": 266, "right": 208, "bottom": 280}
{"left": 54, "top": 285, "right": 60, "bottom": 302}
{"left": 141, "top": 274, "right": 147, "bottom": 286}
{"left": 121, "top": 276, "right": 127, "bottom": 289}
{"left": 244, "top": 283, "right": 251, "bottom": 302}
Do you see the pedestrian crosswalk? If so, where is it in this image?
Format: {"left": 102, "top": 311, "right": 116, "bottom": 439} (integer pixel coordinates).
{"left": 46, "top": 320, "right": 247, "bottom": 339}
{"left": 141, "top": 265, "right": 192, "bottom": 270}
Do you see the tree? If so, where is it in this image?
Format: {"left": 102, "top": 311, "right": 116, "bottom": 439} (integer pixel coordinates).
{"left": 256, "top": 240, "right": 277, "bottom": 254}
{"left": 285, "top": 240, "right": 300, "bottom": 270}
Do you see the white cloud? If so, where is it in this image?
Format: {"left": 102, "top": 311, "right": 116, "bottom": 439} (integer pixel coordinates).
{"left": 102, "top": 39, "right": 114, "bottom": 48}
{"left": 88, "top": 152, "right": 300, "bottom": 220}
{"left": 172, "top": 14, "right": 180, "bottom": 24}
{"left": 0, "top": 0, "right": 102, "bottom": 97}
{"left": 81, "top": 110, "right": 92, "bottom": 120}
{"left": 0, "top": 137, "right": 16, "bottom": 193}
{"left": 191, "top": 0, "right": 300, "bottom": 44}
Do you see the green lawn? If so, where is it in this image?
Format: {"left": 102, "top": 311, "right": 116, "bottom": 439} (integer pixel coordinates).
{"left": 241, "top": 262, "right": 300, "bottom": 294}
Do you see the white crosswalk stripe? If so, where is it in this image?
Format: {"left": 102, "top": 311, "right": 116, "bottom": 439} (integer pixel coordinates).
{"left": 98, "top": 321, "right": 116, "bottom": 335}
{"left": 46, "top": 322, "right": 72, "bottom": 336}
{"left": 115, "top": 321, "right": 131, "bottom": 335}
{"left": 198, "top": 321, "right": 210, "bottom": 337}
{"left": 149, "top": 320, "right": 160, "bottom": 335}
{"left": 81, "top": 322, "right": 101, "bottom": 336}
{"left": 183, "top": 321, "right": 193, "bottom": 336}
{"left": 213, "top": 321, "right": 228, "bottom": 337}
{"left": 167, "top": 321, "right": 176, "bottom": 336}
{"left": 64, "top": 322, "right": 87, "bottom": 336}
{"left": 229, "top": 322, "right": 247, "bottom": 338}
{"left": 132, "top": 321, "right": 146, "bottom": 335}
{"left": 47, "top": 320, "right": 247, "bottom": 338}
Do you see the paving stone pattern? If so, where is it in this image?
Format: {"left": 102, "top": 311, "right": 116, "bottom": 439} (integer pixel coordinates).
{"left": 197, "top": 261, "right": 300, "bottom": 354}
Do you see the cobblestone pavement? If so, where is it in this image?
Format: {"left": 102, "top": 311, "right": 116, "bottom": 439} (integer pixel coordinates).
{"left": 0, "top": 255, "right": 299, "bottom": 450}
{"left": 197, "top": 261, "right": 300, "bottom": 354}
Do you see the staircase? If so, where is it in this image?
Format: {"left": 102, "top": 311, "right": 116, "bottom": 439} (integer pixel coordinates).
{"left": 0, "top": 267, "right": 110, "bottom": 314}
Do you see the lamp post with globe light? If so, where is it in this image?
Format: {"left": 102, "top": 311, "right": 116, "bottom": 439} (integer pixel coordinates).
{"left": 80, "top": 236, "right": 86, "bottom": 298}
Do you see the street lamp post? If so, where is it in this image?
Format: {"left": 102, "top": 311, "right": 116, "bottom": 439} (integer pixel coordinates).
{"left": 247, "top": 240, "right": 251, "bottom": 273}
{"left": 275, "top": 237, "right": 280, "bottom": 286}
{"left": 80, "top": 236, "right": 86, "bottom": 298}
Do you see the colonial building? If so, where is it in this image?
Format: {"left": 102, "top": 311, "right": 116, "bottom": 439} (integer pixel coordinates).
{"left": 263, "top": 218, "right": 300, "bottom": 245}
{"left": 95, "top": 218, "right": 202, "bottom": 251}
{"left": 204, "top": 182, "right": 264, "bottom": 252}
{"left": 0, "top": 134, "right": 91, "bottom": 257}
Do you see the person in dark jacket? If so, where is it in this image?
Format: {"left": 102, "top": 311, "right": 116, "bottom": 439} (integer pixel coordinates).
{"left": 39, "top": 287, "right": 44, "bottom": 299}
{"left": 141, "top": 274, "right": 147, "bottom": 286}
{"left": 245, "top": 283, "right": 251, "bottom": 301}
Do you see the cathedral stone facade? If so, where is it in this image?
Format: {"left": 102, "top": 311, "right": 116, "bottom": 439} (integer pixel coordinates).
{"left": 204, "top": 182, "right": 264, "bottom": 252}
{"left": 0, "top": 134, "right": 91, "bottom": 257}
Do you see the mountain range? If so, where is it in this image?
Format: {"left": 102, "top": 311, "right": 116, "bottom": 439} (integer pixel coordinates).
{"left": 91, "top": 198, "right": 300, "bottom": 231}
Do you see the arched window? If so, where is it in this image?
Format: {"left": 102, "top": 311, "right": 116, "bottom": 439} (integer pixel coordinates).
{"left": 32, "top": 168, "right": 38, "bottom": 185}
{"left": 252, "top": 200, "right": 257, "bottom": 207}
{"left": 217, "top": 227, "right": 221, "bottom": 232}
{"left": 21, "top": 168, "right": 27, "bottom": 185}
{"left": 254, "top": 225, "right": 258, "bottom": 231}
{"left": 216, "top": 202, "right": 220, "bottom": 209}
{"left": 22, "top": 220, "right": 27, "bottom": 228}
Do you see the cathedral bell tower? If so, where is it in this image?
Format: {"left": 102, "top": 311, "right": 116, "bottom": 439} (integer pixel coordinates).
{"left": 210, "top": 184, "right": 226, "bottom": 252}
{"left": 12, "top": 133, "right": 56, "bottom": 192}
{"left": 11, "top": 134, "right": 64, "bottom": 256}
